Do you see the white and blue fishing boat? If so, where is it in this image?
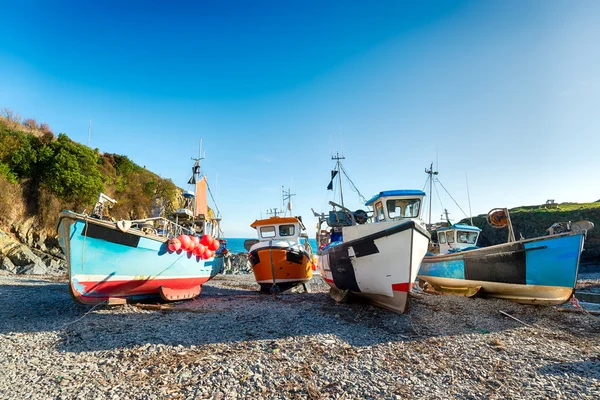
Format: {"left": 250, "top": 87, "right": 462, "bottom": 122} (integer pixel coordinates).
{"left": 314, "top": 154, "right": 431, "bottom": 313}
{"left": 418, "top": 208, "right": 593, "bottom": 305}
{"left": 57, "top": 149, "right": 226, "bottom": 305}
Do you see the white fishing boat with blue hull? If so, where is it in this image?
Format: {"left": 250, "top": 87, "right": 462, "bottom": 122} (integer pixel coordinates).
{"left": 418, "top": 209, "right": 593, "bottom": 304}
{"left": 316, "top": 190, "right": 431, "bottom": 313}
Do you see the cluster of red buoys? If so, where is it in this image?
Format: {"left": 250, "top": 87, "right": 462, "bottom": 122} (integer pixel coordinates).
{"left": 167, "top": 234, "right": 220, "bottom": 259}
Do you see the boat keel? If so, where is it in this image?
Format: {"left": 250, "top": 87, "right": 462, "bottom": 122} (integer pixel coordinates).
{"left": 159, "top": 285, "right": 202, "bottom": 301}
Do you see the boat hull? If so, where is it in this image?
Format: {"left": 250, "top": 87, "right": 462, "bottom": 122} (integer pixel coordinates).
{"left": 248, "top": 241, "right": 313, "bottom": 293}
{"left": 418, "top": 232, "right": 585, "bottom": 305}
{"left": 317, "top": 220, "right": 430, "bottom": 313}
{"left": 57, "top": 211, "right": 224, "bottom": 304}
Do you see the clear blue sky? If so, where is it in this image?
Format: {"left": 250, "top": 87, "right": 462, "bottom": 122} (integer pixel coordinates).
{"left": 2, "top": 1, "right": 599, "bottom": 237}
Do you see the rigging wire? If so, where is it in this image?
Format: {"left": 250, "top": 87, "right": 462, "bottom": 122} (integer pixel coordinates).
{"left": 205, "top": 180, "right": 221, "bottom": 218}
{"left": 433, "top": 181, "right": 445, "bottom": 214}
{"left": 340, "top": 163, "right": 367, "bottom": 203}
{"left": 435, "top": 178, "right": 469, "bottom": 219}
{"left": 422, "top": 175, "right": 430, "bottom": 192}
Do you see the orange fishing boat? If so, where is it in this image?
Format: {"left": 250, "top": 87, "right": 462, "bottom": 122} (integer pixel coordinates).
{"left": 245, "top": 213, "right": 316, "bottom": 293}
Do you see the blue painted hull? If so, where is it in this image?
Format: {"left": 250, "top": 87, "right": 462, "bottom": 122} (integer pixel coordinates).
{"left": 418, "top": 232, "right": 585, "bottom": 305}
{"left": 57, "top": 211, "right": 224, "bottom": 304}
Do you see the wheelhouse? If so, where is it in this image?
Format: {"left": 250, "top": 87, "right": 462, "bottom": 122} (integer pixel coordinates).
{"left": 437, "top": 223, "right": 481, "bottom": 254}
{"left": 365, "top": 190, "right": 426, "bottom": 222}
{"left": 250, "top": 217, "right": 302, "bottom": 241}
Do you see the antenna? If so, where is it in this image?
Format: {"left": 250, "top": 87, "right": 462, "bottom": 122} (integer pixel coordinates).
{"left": 465, "top": 173, "right": 473, "bottom": 226}
{"left": 87, "top": 118, "right": 92, "bottom": 147}
{"left": 340, "top": 127, "right": 344, "bottom": 157}
{"left": 266, "top": 208, "right": 281, "bottom": 217}
{"left": 441, "top": 208, "right": 451, "bottom": 225}
{"left": 425, "top": 162, "right": 438, "bottom": 225}
{"left": 191, "top": 139, "right": 206, "bottom": 171}
{"left": 282, "top": 186, "right": 296, "bottom": 216}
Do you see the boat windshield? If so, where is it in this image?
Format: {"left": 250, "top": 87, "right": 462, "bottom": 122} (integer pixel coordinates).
{"left": 279, "top": 224, "right": 296, "bottom": 237}
{"left": 457, "top": 230, "right": 478, "bottom": 244}
{"left": 386, "top": 199, "right": 421, "bottom": 219}
{"left": 260, "top": 226, "right": 276, "bottom": 238}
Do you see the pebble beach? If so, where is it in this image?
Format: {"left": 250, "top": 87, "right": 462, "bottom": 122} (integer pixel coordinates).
{"left": 0, "top": 271, "right": 599, "bottom": 400}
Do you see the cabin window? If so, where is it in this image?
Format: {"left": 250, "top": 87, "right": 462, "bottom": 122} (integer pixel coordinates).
{"left": 279, "top": 224, "right": 295, "bottom": 237}
{"left": 457, "top": 231, "right": 478, "bottom": 244}
{"left": 446, "top": 230, "right": 455, "bottom": 243}
{"left": 386, "top": 199, "right": 421, "bottom": 219}
{"left": 438, "top": 232, "right": 447, "bottom": 244}
{"left": 260, "top": 226, "right": 276, "bottom": 238}
{"left": 375, "top": 202, "right": 385, "bottom": 221}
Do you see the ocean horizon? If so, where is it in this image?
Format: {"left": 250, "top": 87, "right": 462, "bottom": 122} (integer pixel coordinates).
{"left": 224, "top": 237, "right": 318, "bottom": 253}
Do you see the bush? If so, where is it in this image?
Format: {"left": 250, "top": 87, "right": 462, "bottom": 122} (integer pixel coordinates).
{"left": 0, "top": 175, "right": 23, "bottom": 226}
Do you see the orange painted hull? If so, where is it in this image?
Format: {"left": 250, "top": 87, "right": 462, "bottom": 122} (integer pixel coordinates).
{"left": 249, "top": 247, "right": 313, "bottom": 292}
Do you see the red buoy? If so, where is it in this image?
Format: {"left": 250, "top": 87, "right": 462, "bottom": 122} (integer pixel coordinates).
{"left": 202, "top": 249, "right": 213, "bottom": 260}
{"left": 208, "top": 239, "right": 220, "bottom": 251}
{"left": 193, "top": 243, "right": 205, "bottom": 256}
{"left": 178, "top": 235, "right": 192, "bottom": 251}
{"left": 167, "top": 238, "right": 181, "bottom": 252}
{"left": 200, "top": 234, "right": 212, "bottom": 246}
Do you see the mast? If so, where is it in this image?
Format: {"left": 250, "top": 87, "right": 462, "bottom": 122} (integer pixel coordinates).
{"left": 191, "top": 140, "right": 206, "bottom": 218}
{"left": 425, "top": 162, "right": 438, "bottom": 225}
{"left": 282, "top": 186, "right": 295, "bottom": 216}
{"left": 332, "top": 152, "right": 345, "bottom": 208}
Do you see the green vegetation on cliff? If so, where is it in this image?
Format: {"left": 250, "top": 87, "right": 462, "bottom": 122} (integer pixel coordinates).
{"left": 0, "top": 111, "right": 180, "bottom": 233}
{"left": 461, "top": 202, "right": 600, "bottom": 262}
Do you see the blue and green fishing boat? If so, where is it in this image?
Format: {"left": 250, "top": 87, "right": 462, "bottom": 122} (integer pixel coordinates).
{"left": 418, "top": 208, "right": 593, "bottom": 305}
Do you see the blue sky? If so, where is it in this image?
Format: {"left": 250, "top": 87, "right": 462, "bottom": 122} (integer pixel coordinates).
{"left": 1, "top": 1, "right": 599, "bottom": 237}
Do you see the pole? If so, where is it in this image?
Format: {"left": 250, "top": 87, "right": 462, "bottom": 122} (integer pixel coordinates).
{"left": 87, "top": 118, "right": 92, "bottom": 147}
{"left": 465, "top": 173, "right": 473, "bottom": 226}
{"left": 425, "top": 162, "right": 438, "bottom": 225}
{"left": 332, "top": 152, "right": 345, "bottom": 208}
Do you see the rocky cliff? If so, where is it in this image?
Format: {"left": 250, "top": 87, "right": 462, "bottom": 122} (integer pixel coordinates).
{"left": 460, "top": 202, "right": 600, "bottom": 262}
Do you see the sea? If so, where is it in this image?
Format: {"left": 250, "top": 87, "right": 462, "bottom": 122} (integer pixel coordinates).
{"left": 224, "top": 237, "right": 318, "bottom": 253}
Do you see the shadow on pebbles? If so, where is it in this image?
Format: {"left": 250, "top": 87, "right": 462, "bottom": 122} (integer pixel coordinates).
{"left": 0, "top": 273, "right": 598, "bottom": 399}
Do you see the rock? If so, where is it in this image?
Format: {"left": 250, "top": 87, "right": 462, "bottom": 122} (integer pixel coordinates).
{"left": 223, "top": 253, "right": 252, "bottom": 275}
{"left": 6, "top": 244, "right": 48, "bottom": 275}
{"left": 1, "top": 256, "right": 16, "bottom": 273}
{"left": 12, "top": 217, "right": 36, "bottom": 247}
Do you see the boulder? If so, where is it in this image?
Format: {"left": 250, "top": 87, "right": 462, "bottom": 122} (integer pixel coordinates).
{"left": 5, "top": 244, "right": 48, "bottom": 275}
{"left": 223, "top": 253, "right": 252, "bottom": 275}
{"left": 1, "top": 256, "right": 16, "bottom": 274}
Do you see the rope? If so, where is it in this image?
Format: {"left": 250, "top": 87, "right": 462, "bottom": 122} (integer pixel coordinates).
{"left": 59, "top": 300, "right": 108, "bottom": 331}
{"left": 81, "top": 216, "right": 89, "bottom": 272}
{"left": 570, "top": 295, "right": 595, "bottom": 317}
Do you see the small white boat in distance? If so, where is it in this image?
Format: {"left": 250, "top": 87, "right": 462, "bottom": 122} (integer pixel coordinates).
{"left": 315, "top": 190, "right": 431, "bottom": 313}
